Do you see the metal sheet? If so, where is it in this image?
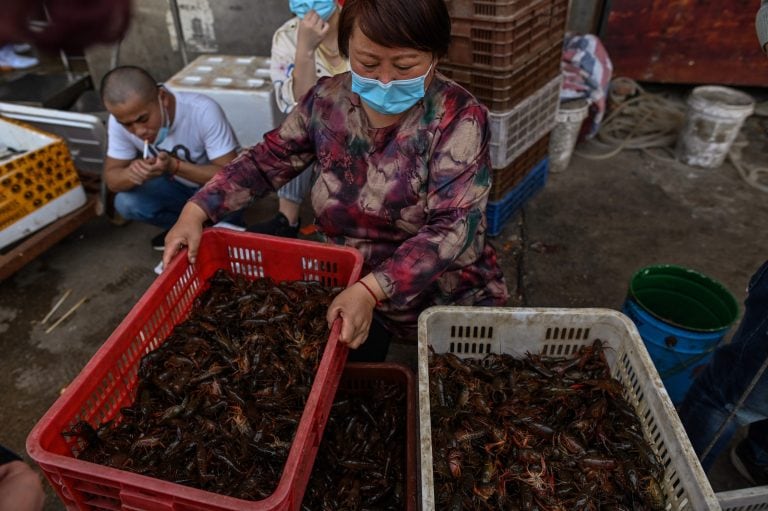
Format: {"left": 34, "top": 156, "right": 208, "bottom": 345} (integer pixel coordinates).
{"left": 601, "top": 0, "right": 768, "bottom": 86}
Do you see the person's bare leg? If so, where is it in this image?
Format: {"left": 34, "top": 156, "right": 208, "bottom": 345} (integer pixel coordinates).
{"left": 278, "top": 198, "right": 301, "bottom": 226}
{"left": 0, "top": 461, "right": 45, "bottom": 511}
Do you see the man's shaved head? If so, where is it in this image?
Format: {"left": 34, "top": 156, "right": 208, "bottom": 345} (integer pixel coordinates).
{"left": 100, "top": 66, "right": 159, "bottom": 106}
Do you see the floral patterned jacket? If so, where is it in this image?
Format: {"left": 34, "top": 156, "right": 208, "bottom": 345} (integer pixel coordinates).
{"left": 191, "top": 72, "right": 509, "bottom": 339}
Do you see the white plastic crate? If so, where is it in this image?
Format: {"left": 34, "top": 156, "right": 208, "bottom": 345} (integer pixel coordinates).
{"left": 489, "top": 75, "right": 561, "bottom": 169}
{"left": 417, "top": 306, "right": 721, "bottom": 511}
{"left": 718, "top": 486, "right": 768, "bottom": 511}
{"left": 166, "top": 55, "right": 285, "bottom": 148}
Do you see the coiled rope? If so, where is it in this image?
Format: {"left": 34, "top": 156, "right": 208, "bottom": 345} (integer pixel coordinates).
{"left": 575, "top": 78, "right": 685, "bottom": 162}
{"left": 574, "top": 77, "right": 768, "bottom": 192}
{"left": 729, "top": 137, "right": 768, "bottom": 193}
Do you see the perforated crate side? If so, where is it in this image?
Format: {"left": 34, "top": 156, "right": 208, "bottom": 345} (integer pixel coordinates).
{"left": 717, "top": 487, "right": 768, "bottom": 511}
{"left": 445, "top": 0, "right": 568, "bottom": 69}
{"left": 488, "top": 75, "right": 561, "bottom": 168}
{"left": 445, "top": 0, "right": 536, "bottom": 18}
{"left": 440, "top": 41, "right": 562, "bottom": 89}
{"left": 439, "top": 41, "right": 562, "bottom": 111}
{"left": 26, "top": 229, "right": 362, "bottom": 511}
{"left": 417, "top": 307, "right": 722, "bottom": 511}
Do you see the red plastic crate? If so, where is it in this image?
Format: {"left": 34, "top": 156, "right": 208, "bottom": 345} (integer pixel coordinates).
{"left": 439, "top": 40, "right": 561, "bottom": 111}
{"left": 310, "top": 363, "right": 417, "bottom": 510}
{"left": 445, "top": 0, "right": 536, "bottom": 18}
{"left": 445, "top": 0, "right": 567, "bottom": 70}
{"left": 26, "top": 228, "right": 363, "bottom": 511}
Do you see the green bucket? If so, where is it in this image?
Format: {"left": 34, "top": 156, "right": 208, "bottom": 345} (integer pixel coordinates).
{"left": 628, "top": 265, "right": 738, "bottom": 332}
{"left": 623, "top": 265, "right": 739, "bottom": 403}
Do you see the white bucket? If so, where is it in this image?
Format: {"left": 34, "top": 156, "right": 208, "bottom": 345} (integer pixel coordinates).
{"left": 676, "top": 86, "right": 755, "bottom": 168}
{"left": 549, "top": 99, "right": 589, "bottom": 173}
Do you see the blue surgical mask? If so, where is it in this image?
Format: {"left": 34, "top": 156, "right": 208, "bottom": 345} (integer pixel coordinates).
{"left": 154, "top": 95, "right": 170, "bottom": 146}
{"left": 289, "top": 0, "right": 336, "bottom": 21}
{"left": 351, "top": 63, "right": 433, "bottom": 115}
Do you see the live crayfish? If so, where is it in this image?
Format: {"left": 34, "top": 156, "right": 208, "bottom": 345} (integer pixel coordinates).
{"left": 429, "top": 340, "right": 666, "bottom": 510}
{"left": 302, "top": 379, "right": 408, "bottom": 510}
{"left": 63, "top": 269, "right": 340, "bottom": 500}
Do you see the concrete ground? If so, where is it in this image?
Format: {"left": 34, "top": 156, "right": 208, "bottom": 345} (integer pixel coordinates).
{"left": 2, "top": 113, "right": 767, "bottom": 509}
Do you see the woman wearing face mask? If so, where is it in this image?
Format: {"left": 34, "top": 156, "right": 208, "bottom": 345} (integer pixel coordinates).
{"left": 163, "top": 0, "right": 509, "bottom": 360}
{"left": 248, "top": 0, "right": 349, "bottom": 238}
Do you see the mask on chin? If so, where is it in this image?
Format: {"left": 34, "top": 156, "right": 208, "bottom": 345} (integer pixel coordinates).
{"left": 289, "top": 0, "right": 336, "bottom": 21}
{"left": 154, "top": 95, "right": 170, "bottom": 145}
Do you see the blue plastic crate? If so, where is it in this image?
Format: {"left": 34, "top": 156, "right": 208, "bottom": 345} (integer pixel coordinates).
{"left": 486, "top": 157, "right": 548, "bottom": 237}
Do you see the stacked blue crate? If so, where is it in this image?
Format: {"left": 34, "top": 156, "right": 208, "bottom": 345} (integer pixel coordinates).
{"left": 485, "top": 157, "right": 549, "bottom": 237}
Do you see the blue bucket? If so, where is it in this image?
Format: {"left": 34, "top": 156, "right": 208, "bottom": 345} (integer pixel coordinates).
{"left": 622, "top": 265, "right": 739, "bottom": 404}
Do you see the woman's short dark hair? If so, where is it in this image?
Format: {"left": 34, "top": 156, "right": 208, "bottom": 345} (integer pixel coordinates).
{"left": 338, "top": 0, "right": 451, "bottom": 59}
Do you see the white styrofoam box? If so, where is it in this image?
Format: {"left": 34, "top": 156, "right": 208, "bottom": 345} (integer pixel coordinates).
{"left": 417, "top": 306, "right": 722, "bottom": 511}
{"left": 166, "top": 55, "right": 285, "bottom": 148}
{"left": 717, "top": 486, "right": 768, "bottom": 511}
{"left": 0, "top": 102, "right": 106, "bottom": 175}
{"left": 1, "top": 117, "right": 87, "bottom": 249}
{"left": 489, "top": 75, "right": 561, "bottom": 169}
{"left": 1, "top": 187, "right": 87, "bottom": 249}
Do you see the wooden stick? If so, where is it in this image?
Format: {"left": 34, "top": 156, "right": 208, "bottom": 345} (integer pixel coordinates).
{"left": 45, "top": 296, "right": 87, "bottom": 334}
{"left": 41, "top": 289, "right": 72, "bottom": 325}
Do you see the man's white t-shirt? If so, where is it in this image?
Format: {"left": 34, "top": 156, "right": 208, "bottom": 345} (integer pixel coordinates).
{"left": 106, "top": 89, "right": 240, "bottom": 187}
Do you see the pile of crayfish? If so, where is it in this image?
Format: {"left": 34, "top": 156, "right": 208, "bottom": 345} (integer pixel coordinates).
{"left": 429, "top": 340, "right": 666, "bottom": 510}
{"left": 302, "top": 377, "right": 409, "bottom": 510}
{"left": 63, "top": 269, "right": 339, "bottom": 500}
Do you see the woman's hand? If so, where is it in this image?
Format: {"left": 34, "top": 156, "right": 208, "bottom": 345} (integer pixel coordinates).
{"left": 326, "top": 280, "right": 379, "bottom": 349}
{"left": 296, "top": 9, "right": 329, "bottom": 56}
{"left": 162, "top": 202, "right": 209, "bottom": 268}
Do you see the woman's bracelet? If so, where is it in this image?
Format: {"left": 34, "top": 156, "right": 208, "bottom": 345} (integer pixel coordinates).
{"left": 172, "top": 158, "right": 181, "bottom": 175}
{"left": 357, "top": 280, "right": 380, "bottom": 307}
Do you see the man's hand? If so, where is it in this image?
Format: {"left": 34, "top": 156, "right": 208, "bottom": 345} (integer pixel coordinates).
{"left": 125, "top": 158, "right": 154, "bottom": 186}
{"left": 155, "top": 152, "right": 173, "bottom": 174}
{"left": 126, "top": 152, "right": 172, "bottom": 185}
{"left": 296, "top": 9, "right": 330, "bottom": 56}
